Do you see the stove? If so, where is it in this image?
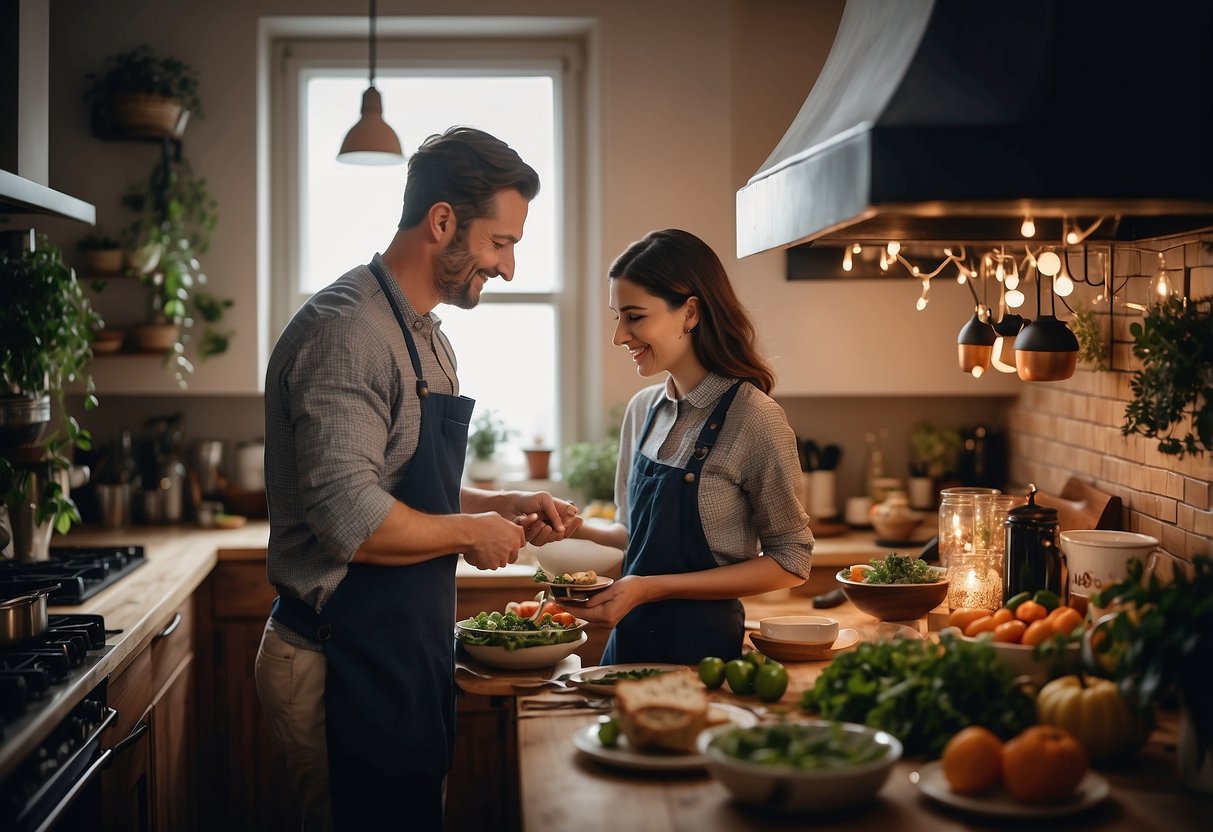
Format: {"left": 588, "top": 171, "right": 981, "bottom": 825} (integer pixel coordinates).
{"left": 0, "top": 545, "right": 146, "bottom": 604}
{"left": 1, "top": 615, "right": 115, "bottom": 831}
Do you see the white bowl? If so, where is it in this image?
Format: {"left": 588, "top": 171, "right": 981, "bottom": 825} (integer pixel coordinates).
{"left": 759, "top": 615, "right": 839, "bottom": 645}
{"left": 949, "top": 629, "right": 1081, "bottom": 686}
{"left": 699, "top": 720, "right": 902, "bottom": 813}
{"left": 534, "top": 535, "right": 624, "bottom": 578}
{"left": 459, "top": 631, "right": 587, "bottom": 670}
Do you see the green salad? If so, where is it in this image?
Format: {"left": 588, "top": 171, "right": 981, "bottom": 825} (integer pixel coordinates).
{"left": 860, "top": 553, "right": 940, "bottom": 584}
{"left": 712, "top": 722, "right": 889, "bottom": 769}
{"left": 456, "top": 609, "right": 580, "bottom": 651}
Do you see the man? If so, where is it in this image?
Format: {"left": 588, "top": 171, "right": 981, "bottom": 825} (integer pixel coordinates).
{"left": 255, "top": 126, "right": 581, "bottom": 831}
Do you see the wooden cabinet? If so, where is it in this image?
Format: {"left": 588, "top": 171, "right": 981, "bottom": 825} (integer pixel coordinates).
{"left": 101, "top": 597, "right": 197, "bottom": 831}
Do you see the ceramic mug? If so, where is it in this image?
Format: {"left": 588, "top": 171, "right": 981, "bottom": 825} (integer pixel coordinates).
{"left": 1059, "top": 530, "right": 1190, "bottom": 604}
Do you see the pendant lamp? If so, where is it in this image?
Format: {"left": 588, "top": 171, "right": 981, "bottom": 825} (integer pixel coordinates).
{"left": 957, "top": 310, "right": 997, "bottom": 377}
{"left": 990, "top": 312, "right": 1026, "bottom": 374}
{"left": 1015, "top": 268, "right": 1078, "bottom": 381}
{"left": 338, "top": 0, "right": 404, "bottom": 165}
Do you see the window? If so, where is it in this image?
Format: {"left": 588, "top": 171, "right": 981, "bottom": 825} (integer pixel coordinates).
{"left": 272, "top": 37, "right": 583, "bottom": 471}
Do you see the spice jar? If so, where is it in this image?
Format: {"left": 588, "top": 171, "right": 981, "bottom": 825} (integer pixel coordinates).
{"left": 1003, "top": 485, "right": 1066, "bottom": 604}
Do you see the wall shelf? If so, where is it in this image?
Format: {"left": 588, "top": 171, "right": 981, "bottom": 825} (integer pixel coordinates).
{"left": 0, "top": 170, "right": 96, "bottom": 225}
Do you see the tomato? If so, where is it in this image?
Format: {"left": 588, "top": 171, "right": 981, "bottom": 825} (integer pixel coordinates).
{"left": 542, "top": 601, "right": 565, "bottom": 617}
{"left": 1015, "top": 600, "right": 1048, "bottom": 623}
{"left": 1021, "top": 618, "right": 1055, "bottom": 647}
{"left": 1001, "top": 725, "right": 1088, "bottom": 804}
{"left": 516, "top": 601, "right": 539, "bottom": 618}
{"left": 1047, "top": 606, "right": 1084, "bottom": 636}
{"left": 724, "top": 659, "right": 755, "bottom": 695}
{"left": 505, "top": 601, "right": 521, "bottom": 613}
{"left": 991, "top": 608, "right": 1015, "bottom": 625}
{"left": 946, "top": 608, "right": 989, "bottom": 632}
{"left": 993, "top": 619, "right": 1027, "bottom": 643}
{"left": 753, "top": 663, "right": 789, "bottom": 702}
{"left": 698, "top": 657, "right": 726, "bottom": 690}
{"left": 550, "top": 612, "right": 577, "bottom": 627}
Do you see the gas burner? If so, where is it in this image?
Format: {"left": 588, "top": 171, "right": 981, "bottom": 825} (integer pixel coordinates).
{"left": 0, "top": 546, "right": 145, "bottom": 604}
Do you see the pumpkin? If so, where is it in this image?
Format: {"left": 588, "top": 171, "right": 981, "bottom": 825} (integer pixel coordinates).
{"left": 1037, "top": 674, "right": 1151, "bottom": 762}
{"left": 1001, "top": 725, "right": 1088, "bottom": 804}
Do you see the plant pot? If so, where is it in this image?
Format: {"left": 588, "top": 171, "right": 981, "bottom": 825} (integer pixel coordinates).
{"left": 467, "top": 458, "right": 499, "bottom": 486}
{"left": 524, "top": 449, "right": 553, "bottom": 480}
{"left": 0, "top": 394, "right": 51, "bottom": 449}
{"left": 85, "top": 248, "right": 124, "bottom": 274}
{"left": 126, "top": 241, "right": 162, "bottom": 274}
{"left": 92, "top": 328, "right": 126, "bottom": 354}
{"left": 111, "top": 92, "right": 189, "bottom": 138}
{"left": 133, "top": 323, "right": 180, "bottom": 353}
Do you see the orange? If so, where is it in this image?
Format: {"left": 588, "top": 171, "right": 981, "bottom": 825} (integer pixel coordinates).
{"left": 991, "top": 608, "right": 1015, "bottom": 625}
{"left": 1015, "top": 600, "right": 1049, "bottom": 623}
{"left": 941, "top": 726, "right": 1004, "bottom": 795}
{"left": 946, "top": 608, "right": 989, "bottom": 631}
{"left": 1002, "top": 725, "right": 1088, "bottom": 804}
{"left": 1021, "top": 618, "right": 1055, "bottom": 646}
{"left": 1048, "top": 606, "right": 1083, "bottom": 636}
{"left": 963, "top": 615, "right": 997, "bottom": 637}
{"left": 993, "top": 619, "right": 1027, "bottom": 643}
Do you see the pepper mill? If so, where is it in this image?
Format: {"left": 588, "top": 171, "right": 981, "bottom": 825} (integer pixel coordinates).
{"left": 1003, "top": 485, "right": 1066, "bottom": 604}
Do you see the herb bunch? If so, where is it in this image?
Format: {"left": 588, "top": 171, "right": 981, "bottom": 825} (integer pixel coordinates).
{"left": 863, "top": 553, "right": 940, "bottom": 584}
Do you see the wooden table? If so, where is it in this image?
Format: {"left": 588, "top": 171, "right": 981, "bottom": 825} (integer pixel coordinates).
{"left": 516, "top": 592, "right": 1211, "bottom": 831}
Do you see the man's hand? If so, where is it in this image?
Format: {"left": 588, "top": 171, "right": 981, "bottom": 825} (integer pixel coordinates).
{"left": 461, "top": 511, "right": 527, "bottom": 570}
{"left": 511, "top": 491, "right": 582, "bottom": 545}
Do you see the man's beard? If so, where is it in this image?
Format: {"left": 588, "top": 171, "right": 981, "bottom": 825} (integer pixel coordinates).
{"left": 434, "top": 226, "right": 487, "bottom": 309}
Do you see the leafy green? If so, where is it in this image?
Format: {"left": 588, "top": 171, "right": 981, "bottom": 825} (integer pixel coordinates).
{"left": 799, "top": 632, "right": 1036, "bottom": 758}
{"left": 862, "top": 553, "right": 940, "bottom": 584}
{"left": 712, "top": 722, "right": 890, "bottom": 769}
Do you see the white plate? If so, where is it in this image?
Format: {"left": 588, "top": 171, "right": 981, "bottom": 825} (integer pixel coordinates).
{"left": 567, "top": 663, "right": 690, "bottom": 694}
{"left": 573, "top": 703, "right": 758, "bottom": 772}
{"left": 458, "top": 631, "right": 587, "bottom": 670}
{"left": 915, "top": 760, "right": 1110, "bottom": 818}
{"left": 542, "top": 576, "right": 614, "bottom": 600}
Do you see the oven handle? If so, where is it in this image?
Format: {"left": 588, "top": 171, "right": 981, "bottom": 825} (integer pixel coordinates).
{"left": 112, "top": 718, "right": 150, "bottom": 756}
{"left": 32, "top": 747, "right": 113, "bottom": 832}
{"left": 154, "top": 612, "right": 182, "bottom": 641}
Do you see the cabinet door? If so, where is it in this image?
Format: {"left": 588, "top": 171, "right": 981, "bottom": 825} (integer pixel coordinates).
{"left": 152, "top": 653, "right": 196, "bottom": 832}
{"left": 102, "top": 647, "right": 154, "bottom": 832}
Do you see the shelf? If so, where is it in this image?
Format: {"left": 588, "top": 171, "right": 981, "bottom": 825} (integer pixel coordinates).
{"left": 0, "top": 170, "right": 96, "bottom": 225}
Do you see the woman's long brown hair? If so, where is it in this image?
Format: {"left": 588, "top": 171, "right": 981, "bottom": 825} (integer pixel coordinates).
{"left": 608, "top": 229, "right": 775, "bottom": 394}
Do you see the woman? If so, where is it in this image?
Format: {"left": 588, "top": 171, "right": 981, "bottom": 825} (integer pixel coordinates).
{"left": 575, "top": 229, "right": 813, "bottom": 664}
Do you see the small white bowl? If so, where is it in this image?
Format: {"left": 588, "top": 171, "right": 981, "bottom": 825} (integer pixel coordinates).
{"left": 759, "top": 615, "right": 839, "bottom": 645}
{"left": 534, "top": 536, "right": 624, "bottom": 578}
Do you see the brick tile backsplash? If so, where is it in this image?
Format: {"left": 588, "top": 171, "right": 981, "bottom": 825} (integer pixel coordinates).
{"left": 1008, "top": 236, "right": 1213, "bottom": 561}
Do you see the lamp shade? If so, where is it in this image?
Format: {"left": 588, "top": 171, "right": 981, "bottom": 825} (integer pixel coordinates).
{"left": 1014, "top": 315, "right": 1078, "bottom": 381}
{"left": 337, "top": 87, "right": 404, "bottom": 165}
{"left": 957, "top": 311, "right": 996, "bottom": 375}
{"left": 991, "top": 313, "right": 1026, "bottom": 374}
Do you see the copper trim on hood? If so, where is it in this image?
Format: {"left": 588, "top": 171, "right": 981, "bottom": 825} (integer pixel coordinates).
{"left": 737, "top": 0, "right": 1213, "bottom": 255}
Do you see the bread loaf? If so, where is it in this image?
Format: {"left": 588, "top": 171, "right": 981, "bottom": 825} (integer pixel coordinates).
{"left": 614, "top": 670, "right": 708, "bottom": 753}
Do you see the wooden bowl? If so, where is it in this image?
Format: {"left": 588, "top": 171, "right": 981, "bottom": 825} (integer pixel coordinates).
{"left": 835, "top": 568, "right": 949, "bottom": 621}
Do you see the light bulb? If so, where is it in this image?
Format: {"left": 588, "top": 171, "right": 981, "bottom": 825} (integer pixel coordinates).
{"left": 1006, "top": 289, "right": 1025, "bottom": 308}
{"left": 1005, "top": 272, "right": 1020, "bottom": 290}
{"left": 1066, "top": 230, "right": 1079, "bottom": 245}
{"left": 916, "top": 296, "right": 928, "bottom": 311}
{"left": 1054, "top": 273, "right": 1074, "bottom": 297}
{"left": 956, "top": 267, "right": 967, "bottom": 284}
{"left": 879, "top": 250, "right": 889, "bottom": 271}
{"left": 887, "top": 241, "right": 901, "bottom": 257}
{"left": 995, "top": 261, "right": 1005, "bottom": 282}
{"left": 842, "top": 249, "right": 853, "bottom": 271}
{"left": 1153, "top": 268, "right": 1172, "bottom": 299}
{"left": 1037, "top": 251, "right": 1061, "bottom": 277}
{"left": 971, "top": 366, "right": 985, "bottom": 378}
{"left": 911, "top": 265, "right": 920, "bottom": 276}
{"left": 1021, "top": 217, "right": 1036, "bottom": 238}
{"left": 851, "top": 243, "right": 862, "bottom": 254}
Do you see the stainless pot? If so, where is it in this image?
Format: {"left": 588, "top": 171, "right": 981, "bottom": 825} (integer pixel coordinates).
{"left": 0, "top": 393, "right": 51, "bottom": 448}
{"left": 0, "top": 584, "right": 59, "bottom": 646}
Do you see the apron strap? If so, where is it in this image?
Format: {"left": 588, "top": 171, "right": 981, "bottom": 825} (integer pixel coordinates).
{"left": 368, "top": 257, "right": 430, "bottom": 400}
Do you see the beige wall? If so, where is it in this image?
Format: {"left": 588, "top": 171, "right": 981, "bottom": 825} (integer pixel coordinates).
{"left": 1009, "top": 237, "right": 1213, "bottom": 562}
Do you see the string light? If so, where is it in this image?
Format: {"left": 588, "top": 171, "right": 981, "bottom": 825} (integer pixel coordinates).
{"left": 1020, "top": 216, "right": 1036, "bottom": 238}
{"left": 1053, "top": 253, "right": 1075, "bottom": 297}
{"left": 887, "top": 241, "right": 901, "bottom": 257}
{"left": 1065, "top": 216, "right": 1107, "bottom": 246}
{"left": 1152, "top": 252, "right": 1172, "bottom": 301}
{"left": 1037, "top": 250, "right": 1061, "bottom": 277}
{"left": 916, "top": 279, "right": 930, "bottom": 311}
{"left": 843, "top": 248, "right": 853, "bottom": 271}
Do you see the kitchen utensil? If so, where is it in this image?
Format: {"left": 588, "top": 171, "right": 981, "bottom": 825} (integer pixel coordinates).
{"left": 0, "top": 583, "right": 59, "bottom": 646}
{"left": 1004, "top": 486, "right": 1066, "bottom": 605}
{"left": 817, "top": 443, "right": 842, "bottom": 471}
{"left": 801, "top": 439, "right": 819, "bottom": 471}
{"left": 192, "top": 439, "right": 226, "bottom": 497}
{"left": 811, "top": 588, "right": 846, "bottom": 609}
{"left": 528, "top": 589, "right": 548, "bottom": 623}
{"left": 95, "top": 482, "right": 132, "bottom": 529}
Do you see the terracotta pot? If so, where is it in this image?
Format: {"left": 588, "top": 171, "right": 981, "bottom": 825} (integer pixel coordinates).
{"left": 524, "top": 448, "right": 553, "bottom": 480}
{"left": 133, "top": 323, "right": 180, "bottom": 353}
{"left": 85, "top": 248, "right": 124, "bottom": 274}
{"left": 111, "top": 93, "right": 189, "bottom": 138}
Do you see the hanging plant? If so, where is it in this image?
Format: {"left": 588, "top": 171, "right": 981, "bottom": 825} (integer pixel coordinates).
{"left": 1070, "top": 301, "right": 1108, "bottom": 370}
{"left": 1122, "top": 295, "right": 1213, "bottom": 457}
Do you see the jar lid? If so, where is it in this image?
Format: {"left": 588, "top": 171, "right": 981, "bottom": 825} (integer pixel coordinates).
{"left": 1006, "top": 486, "right": 1057, "bottom": 523}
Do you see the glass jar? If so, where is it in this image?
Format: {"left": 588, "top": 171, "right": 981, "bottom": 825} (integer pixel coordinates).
{"left": 945, "top": 494, "right": 1020, "bottom": 611}
{"left": 937, "top": 487, "right": 1000, "bottom": 569}
{"left": 1003, "top": 487, "right": 1065, "bottom": 604}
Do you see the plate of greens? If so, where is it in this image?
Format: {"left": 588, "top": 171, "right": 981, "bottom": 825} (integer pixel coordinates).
{"left": 568, "top": 664, "right": 689, "bottom": 695}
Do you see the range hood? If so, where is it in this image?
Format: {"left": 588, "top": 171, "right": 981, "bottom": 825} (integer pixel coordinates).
{"left": 737, "top": 0, "right": 1213, "bottom": 256}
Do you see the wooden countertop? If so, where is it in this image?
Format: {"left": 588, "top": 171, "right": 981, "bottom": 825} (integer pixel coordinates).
{"left": 517, "top": 592, "right": 1210, "bottom": 832}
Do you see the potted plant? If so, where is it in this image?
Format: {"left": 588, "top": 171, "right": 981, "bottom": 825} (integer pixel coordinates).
{"left": 1122, "top": 295, "right": 1212, "bottom": 457}
{"left": 85, "top": 45, "right": 203, "bottom": 139}
{"left": 562, "top": 436, "right": 620, "bottom": 518}
{"left": 0, "top": 232, "right": 101, "bottom": 556}
{"left": 908, "top": 421, "right": 961, "bottom": 509}
{"left": 467, "top": 410, "right": 513, "bottom": 485}
{"left": 523, "top": 434, "right": 554, "bottom": 480}
{"left": 1087, "top": 555, "right": 1213, "bottom": 792}
{"left": 121, "top": 154, "right": 233, "bottom": 383}
{"left": 77, "top": 230, "right": 124, "bottom": 274}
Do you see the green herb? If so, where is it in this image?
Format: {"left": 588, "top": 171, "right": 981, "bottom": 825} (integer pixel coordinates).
{"left": 595, "top": 668, "right": 670, "bottom": 684}
{"left": 1070, "top": 300, "right": 1108, "bottom": 370}
{"left": 862, "top": 553, "right": 940, "bottom": 584}
{"left": 712, "top": 722, "right": 889, "bottom": 769}
{"left": 799, "top": 632, "right": 1036, "bottom": 758}
{"left": 457, "top": 609, "right": 579, "bottom": 652}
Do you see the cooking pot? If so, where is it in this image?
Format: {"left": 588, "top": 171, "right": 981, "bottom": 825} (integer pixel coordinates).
{"left": 0, "top": 584, "right": 60, "bottom": 647}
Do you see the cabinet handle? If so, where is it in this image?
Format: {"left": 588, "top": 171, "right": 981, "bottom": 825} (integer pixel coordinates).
{"left": 112, "top": 719, "right": 150, "bottom": 755}
{"left": 155, "top": 612, "right": 183, "bottom": 640}
{"left": 33, "top": 747, "right": 114, "bottom": 832}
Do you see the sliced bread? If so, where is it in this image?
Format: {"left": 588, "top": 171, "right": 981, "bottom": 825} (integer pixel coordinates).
{"left": 614, "top": 670, "right": 708, "bottom": 753}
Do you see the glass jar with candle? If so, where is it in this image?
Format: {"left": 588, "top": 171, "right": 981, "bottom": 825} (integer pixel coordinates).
{"left": 937, "top": 487, "right": 1000, "bottom": 569}
{"left": 945, "top": 493, "right": 1020, "bottom": 610}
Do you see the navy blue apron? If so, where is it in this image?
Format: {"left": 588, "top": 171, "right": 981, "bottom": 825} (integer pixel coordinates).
{"left": 271, "top": 259, "right": 473, "bottom": 829}
{"left": 602, "top": 380, "right": 746, "bottom": 665}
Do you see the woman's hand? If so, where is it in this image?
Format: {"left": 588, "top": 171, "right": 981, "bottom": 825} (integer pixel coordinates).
{"left": 511, "top": 491, "right": 582, "bottom": 544}
{"left": 575, "top": 575, "right": 650, "bottom": 628}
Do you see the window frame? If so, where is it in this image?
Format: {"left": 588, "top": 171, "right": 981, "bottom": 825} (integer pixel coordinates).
{"left": 270, "top": 36, "right": 585, "bottom": 468}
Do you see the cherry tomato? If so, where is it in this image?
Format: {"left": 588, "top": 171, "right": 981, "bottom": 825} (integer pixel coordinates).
{"left": 550, "top": 612, "right": 577, "bottom": 627}
{"left": 517, "top": 601, "right": 539, "bottom": 618}
{"left": 542, "top": 601, "right": 565, "bottom": 617}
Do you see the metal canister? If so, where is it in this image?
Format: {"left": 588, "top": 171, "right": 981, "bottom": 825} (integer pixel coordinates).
{"left": 1003, "top": 485, "right": 1066, "bottom": 604}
